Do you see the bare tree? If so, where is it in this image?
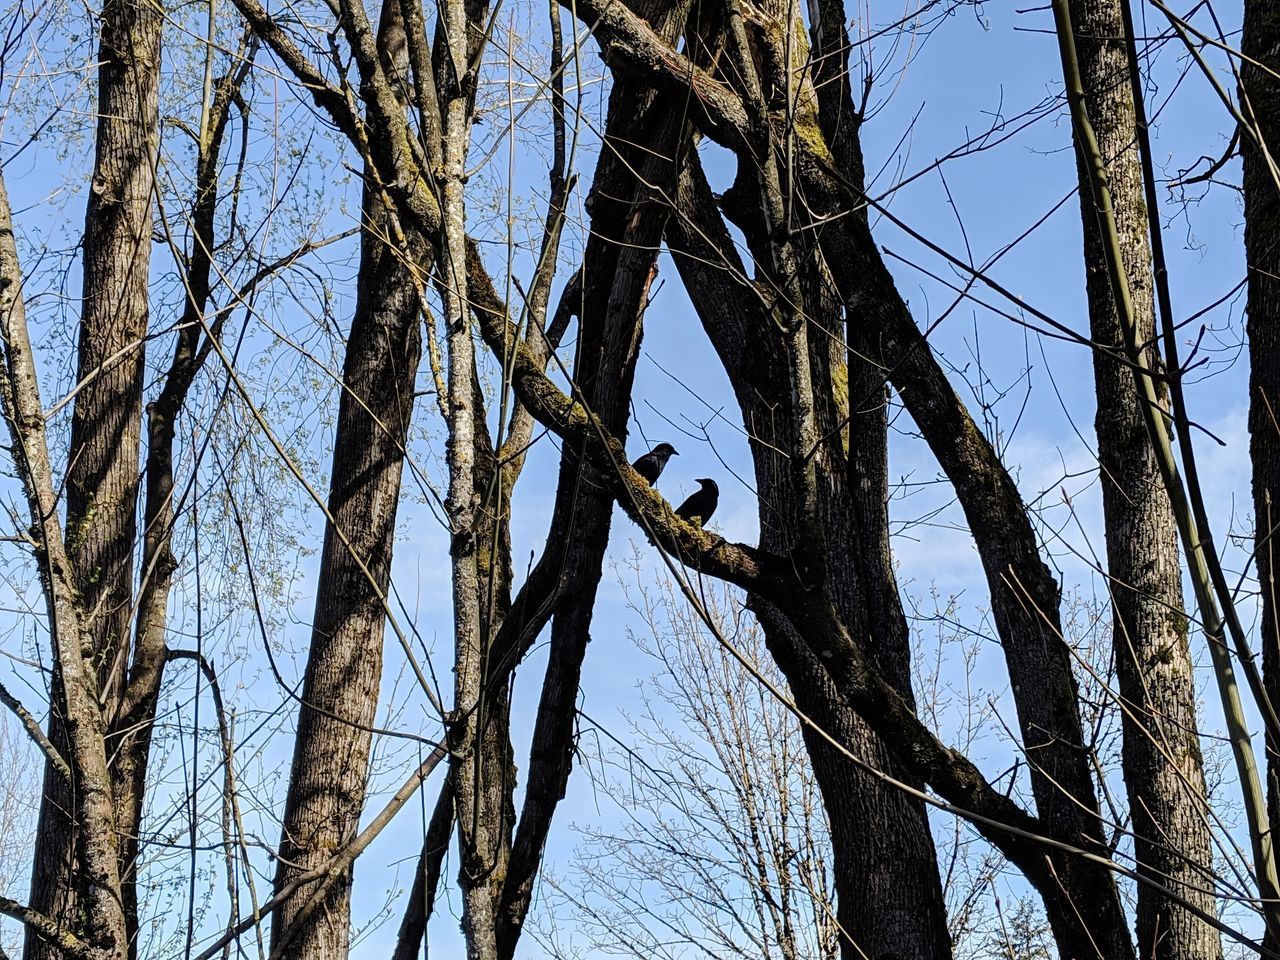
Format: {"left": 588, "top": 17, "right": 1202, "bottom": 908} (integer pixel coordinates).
{"left": 2, "top": 0, "right": 1277, "bottom": 959}
{"left": 549, "top": 568, "right": 839, "bottom": 960}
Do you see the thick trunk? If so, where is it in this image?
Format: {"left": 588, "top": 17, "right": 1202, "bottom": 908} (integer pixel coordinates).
{"left": 809, "top": 10, "right": 954, "bottom": 951}
{"left": 269, "top": 189, "right": 424, "bottom": 958}
{"left": 29, "top": 0, "right": 160, "bottom": 953}
{"left": 1069, "top": 1, "right": 1220, "bottom": 956}
{"left": 268, "top": 5, "right": 428, "bottom": 954}
{"left": 670, "top": 149, "right": 952, "bottom": 960}
{"left": 776, "top": 79, "right": 1133, "bottom": 945}
{"left": 755, "top": 604, "right": 951, "bottom": 960}
{"left": 1244, "top": 0, "right": 1280, "bottom": 937}
{"left": 66, "top": 0, "right": 159, "bottom": 707}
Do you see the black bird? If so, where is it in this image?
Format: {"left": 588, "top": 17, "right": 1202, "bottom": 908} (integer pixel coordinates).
{"left": 632, "top": 442, "right": 679, "bottom": 486}
{"left": 675, "top": 478, "right": 719, "bottom": 527}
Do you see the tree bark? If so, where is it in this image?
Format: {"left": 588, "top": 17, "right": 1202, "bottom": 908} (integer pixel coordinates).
{"left": 29, "top": 0, "right": 161, "bottom": 953}
{"left": 112, "top": 61, "right": 250, "bottom": 960}
{"left": 669, "top": 147, "right": 952, "bottom": 960}
{"left": 1243, "top": 0, "right": 1280, "bottom": 945}
{"left": 1068, "top": 2, "right": 1220, "bottom": 956}
{"left": 435, "top": 0, "right": 493, "bottom": 943}
{"left": 670, "top": 4, "right": 1132, "bottom": 950}
{"left": 269, "top": 26, "right": 426, "bottom": 945}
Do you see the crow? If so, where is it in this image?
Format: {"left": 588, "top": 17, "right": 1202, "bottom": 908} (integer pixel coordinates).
{"left": 675, "top": 478, "right": 719, "bottom": 527}
{"left": 632, "top": 442, "right": 679, "bottom": 486}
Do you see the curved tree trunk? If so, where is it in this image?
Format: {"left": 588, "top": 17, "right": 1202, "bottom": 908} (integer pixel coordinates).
{"left": 1068, "top": 2, "right": 1220, "bottom": 957}
{"left": 670, "top": 144, "right": 953, "bottom": 960}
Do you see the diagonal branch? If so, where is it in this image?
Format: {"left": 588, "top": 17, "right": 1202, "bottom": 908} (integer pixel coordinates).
{"left": 0, "top": 678, "right": 70, "bottom": 783}
{"left": 467, "top": 240, "right": 776, "bottom": 593}
{"left": 0, "top": 897, "right": 93, "bottom": 959}
{"left": 225, "top": 0, "right": 361, "bottom": 141}
{"left": 195, "top": 744, "right": 447, "bottom": 960}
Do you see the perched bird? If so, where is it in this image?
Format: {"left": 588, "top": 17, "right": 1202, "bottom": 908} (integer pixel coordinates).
{"left": 675, "top": 478, "right": 719, "bottom": 527}
{"left": 632, "top": 442, "right": 679, "bottom": 486}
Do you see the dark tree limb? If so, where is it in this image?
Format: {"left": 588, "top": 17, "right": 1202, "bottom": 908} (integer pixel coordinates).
{"left": 391, "top": 776, "right": 455, "bottom": 960}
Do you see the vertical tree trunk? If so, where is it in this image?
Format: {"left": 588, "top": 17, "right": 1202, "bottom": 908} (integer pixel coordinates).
{"left": 269, "top": 201, "right": 424, "bottom": 959}
{"left": 453, "top": 364, "right": 519, "bottom": 960}
{"left": 807, "top": 7, "right": 955, "bottom": 953}
{"left": 269, "top": 8, "right": 425, "bottom": 939}
{"left": 1243, "top": 0, "right": 1280, "bottom": 935}
{"left": 28, "top": 0, "right": 160, "bottom": 953}
{"left": 1068, "top": 2, "right": 1220, "bottom": 957}
{"left": 436, "top": 0, "right": 491, "bottom": 943}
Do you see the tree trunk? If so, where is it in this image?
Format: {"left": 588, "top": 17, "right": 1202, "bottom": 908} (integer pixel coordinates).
{"left": 1069, "top": 1, "right": 1220, "bottom": 956}
{"left": 28, "top": 0, "right": 160, "bottom": 953}
{"left": 670, "top": 146, "right": 953, "bottom": 960}
{"left": 270, "top": 169, "right": 425, "bottom": 960}
{"left": 810, "top": 8, "right": 955, "bottom": 952}
{"left": 1243, "top": 0, "right": 1280, "bottom": 944}
{"left": 436, "top": 0, "right": 492, "bottom": 940}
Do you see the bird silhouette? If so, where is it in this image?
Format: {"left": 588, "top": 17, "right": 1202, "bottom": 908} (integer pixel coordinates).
{"left": 631, "top": 442, "right": 678, "bottom": 486}
{"left": 675, "top": 478, "right": 719, "bottom": 527}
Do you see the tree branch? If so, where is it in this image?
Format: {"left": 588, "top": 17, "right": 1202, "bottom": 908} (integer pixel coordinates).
{"left": 0, "top": 677, "right": 70, "bottom": 783}
{"left": 0, "top": 897, "right": 92, "bottom": 959}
